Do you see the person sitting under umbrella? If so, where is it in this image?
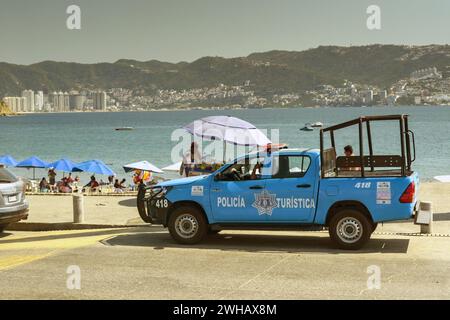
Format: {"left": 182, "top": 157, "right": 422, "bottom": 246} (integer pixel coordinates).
{"left": 83, "top": 175, "right": 100, "bottom": 192}
{"left": 114, "top": 178, "right": 127, "bottom": 193}
{"left": 57, "top": 177, "right": 72, "bottom": 193}
{"left": 39, "top": 177, "right": 50, "bottom": 193}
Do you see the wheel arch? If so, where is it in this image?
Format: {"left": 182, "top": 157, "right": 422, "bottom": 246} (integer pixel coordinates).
{"left": 325, "top": 200, "right": 373, "bottom": 226}
{"left": 166, "top": 200, "right": 209, "bottom": 226}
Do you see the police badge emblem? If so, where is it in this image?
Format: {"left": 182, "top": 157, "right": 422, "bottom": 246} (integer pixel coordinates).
{"left": 252, "top": 190, "right": 278, "bottom": 216}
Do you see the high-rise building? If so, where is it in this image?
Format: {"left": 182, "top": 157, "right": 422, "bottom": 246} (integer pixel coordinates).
{"left": 362, "top": 90, "right": 374, "bottom": 104}
{"left": 3, "top": 96, "right": 28, "bottom": 112}
{"left": 93, "top": 91, "right": 107, "bottom": 111}
{"left": 3, "top": 97, "right": 17, "bottom": 112}
{"left": 34, "top": 91, "right": 44, "bottom": 111}
{"left": 50, "top": 91, "right": 70, "bottom": 112}
{"left": 69, "top": 93, "right": 85, "bottom": 110}
{"left": 21, "top": 90, "right": 35, "bottom": 112}
{"left": 49, "top": 92, "right": 58, "bottom": 111}
{"left": 19, "top": 97, "right": 27, "bottom": 111}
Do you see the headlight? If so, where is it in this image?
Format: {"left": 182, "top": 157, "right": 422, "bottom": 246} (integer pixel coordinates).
{"left": 151, "top": 186, "right": 173, "bottom": 198}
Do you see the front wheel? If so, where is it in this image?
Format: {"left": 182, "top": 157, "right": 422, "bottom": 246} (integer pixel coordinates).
{"left": 328, "top": 209, "right": 372, "bottom": 250}
{"left": 168, "top": 206, "right": 207, "bottom": 244}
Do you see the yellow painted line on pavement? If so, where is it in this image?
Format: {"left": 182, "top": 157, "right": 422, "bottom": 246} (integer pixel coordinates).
{"left": 0, "top": 229, "right": 127, "bottom": 271}
{"left": 0, "top": 229, "right": 126, "bottom": 251}
{"left": 0, "top": 251, "right": 58, "bottom": 271}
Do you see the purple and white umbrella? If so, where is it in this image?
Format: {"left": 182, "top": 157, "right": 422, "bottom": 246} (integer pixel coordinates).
{"left": 183, "top": 115, "right": 271, "bottom": 147}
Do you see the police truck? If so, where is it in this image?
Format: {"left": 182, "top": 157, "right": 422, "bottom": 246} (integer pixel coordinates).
{"left": 138, "top": 115, "right": 418, "bottom": 249}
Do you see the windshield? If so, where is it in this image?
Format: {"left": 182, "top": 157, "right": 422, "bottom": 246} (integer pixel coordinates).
{"left": 0, "top": 168, "right": 18, "bottom": 183}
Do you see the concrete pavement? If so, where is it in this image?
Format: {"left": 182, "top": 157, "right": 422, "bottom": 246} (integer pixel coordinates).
{"left": 0, "top": 226, "right": 449, "bottom": 299}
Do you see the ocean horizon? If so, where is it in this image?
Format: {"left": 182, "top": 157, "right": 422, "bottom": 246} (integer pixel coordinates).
{"left": 1, "top": 106, "right": 449, "bottom": 182}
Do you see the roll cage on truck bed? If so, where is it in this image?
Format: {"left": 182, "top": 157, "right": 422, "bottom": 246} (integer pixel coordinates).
{"left": 137, "top": 114, "right": 418, "bottom": 250}
{"left": 320, "top": 114, "right": 416, "bottom": 178}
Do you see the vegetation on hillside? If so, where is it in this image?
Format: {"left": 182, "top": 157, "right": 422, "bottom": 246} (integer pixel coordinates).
{"left": 0, "top": 100, "right": 13, "bottom": 115}
{"left": 0, "top": 44, "right": 449, "bottom": 98}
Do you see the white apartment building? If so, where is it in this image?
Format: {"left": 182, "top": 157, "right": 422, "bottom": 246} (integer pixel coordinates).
{"left": 49, "top": 91, "right": 70, "bottom": 112}
{"left": 3, "top": 96, "right": 28, "bottom": 112}
{"left": 21, "top": 90, "right": 35, "bottom": 112}
{"left": 34, "top": 91, "right": 44, "bottom": 111}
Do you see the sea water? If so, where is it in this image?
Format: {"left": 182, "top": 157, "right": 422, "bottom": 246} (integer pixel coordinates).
{"left": 1, "top": 106, "right": 449, "bottom": 181}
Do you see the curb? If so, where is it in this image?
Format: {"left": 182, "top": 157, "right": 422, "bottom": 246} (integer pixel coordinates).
{"left": 6, "top": 222, "right": 146, "bottom": 232}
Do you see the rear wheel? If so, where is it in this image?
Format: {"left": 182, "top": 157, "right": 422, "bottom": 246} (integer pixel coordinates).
{"left": 168, "top": 206, "right": 207, "bottom": 244}
{"left": 329, "top": 209, "right": 372, "bottom": 250}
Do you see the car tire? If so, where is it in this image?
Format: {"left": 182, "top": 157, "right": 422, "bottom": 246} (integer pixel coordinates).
{"left": 328, "top": 209, "right": 372, "bottom": 250}
{"left": 0, "top": 224, "right": 8, "bottom": 233}
{"left": 168, "top": 206, "right": 207, "bottom": 244}
{"left": 371, "top": 222, "right": 378, "bottom": 233}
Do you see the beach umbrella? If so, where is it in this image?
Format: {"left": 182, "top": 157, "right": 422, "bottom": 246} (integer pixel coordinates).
{"left": 434, "top": 175, "right": 450, "bottom": 183}
{"left": 0, "top": 155, "right": 18, "bottom": 167}
{"left": 183, "top": 115, "right": 271, "bottom": 146}
{"left": 48, "top": 158, "right": 78, "bottom": 174}
{"left": 162, "top": 161, "right": 182, "bottom": 172}
{"left": 183, "top": 115, "right": 271, "bottom": 161}
{"left": 16, "top": 156, "right": 49, "bottom": 179}
{"left": 123, "top": 161, "right": 163, "bottom": 173}
{"left": 73, "top": 159, "right": 116, "bottom": 176}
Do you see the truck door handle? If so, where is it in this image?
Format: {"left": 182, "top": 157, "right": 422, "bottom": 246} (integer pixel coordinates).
{"left": 296, "top": 184, "right": 311, "bottom": 188}
{"left": 249, "top": 185, "right": 264, "bottom": 190}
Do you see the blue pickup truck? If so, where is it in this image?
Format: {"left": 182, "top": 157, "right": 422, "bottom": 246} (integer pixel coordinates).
{"left": 138, "top": 115, "right": 418, "bottom": 249}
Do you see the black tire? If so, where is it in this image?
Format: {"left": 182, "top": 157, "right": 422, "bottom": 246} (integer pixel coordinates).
{"left": 0, "top": 224, "right": 8, "bottom": 233}
{"left": 168, "top": 206, "right": 207, "bottom": 244}
{"left": 371, "top": 222, "right": 378, "bottom": 233}
{"left": 328, "top": 209, "right": 372, "bottom": 250}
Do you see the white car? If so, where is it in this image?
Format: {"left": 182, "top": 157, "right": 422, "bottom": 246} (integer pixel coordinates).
{"left": 0, "top": 167, "right": 29, "bottom": 232}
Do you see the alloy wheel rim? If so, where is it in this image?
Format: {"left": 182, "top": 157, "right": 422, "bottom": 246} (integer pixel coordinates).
{"left": 175, "top": 214, "right": 198, "bottom": 239}
{"left": 336, "top": 217, "right": 363, "bottom": 243}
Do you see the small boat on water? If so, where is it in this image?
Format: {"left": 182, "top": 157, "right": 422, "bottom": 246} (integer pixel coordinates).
{"left": 115, "top": 127, "right": 134, "bottom": 131}
{"left": 310, "top": 122, "right": 323, "bottom": 127}
{"left": 300, "top": 125, "right": 314, "bottom": 132}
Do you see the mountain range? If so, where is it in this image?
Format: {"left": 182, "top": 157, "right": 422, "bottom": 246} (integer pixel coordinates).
{"left": 1, "top": 44, "right": 449, "bottom": 98}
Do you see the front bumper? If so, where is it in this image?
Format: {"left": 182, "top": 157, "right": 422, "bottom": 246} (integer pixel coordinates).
{"left": 137, "top": 186, "right": 171, "bottom": 225}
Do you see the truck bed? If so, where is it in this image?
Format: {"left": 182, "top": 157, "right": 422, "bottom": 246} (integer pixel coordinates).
{"left": 337, "top": 169, "right": 413, "bottom": 178}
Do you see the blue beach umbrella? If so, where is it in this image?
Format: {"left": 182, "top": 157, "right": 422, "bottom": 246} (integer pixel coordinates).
{"left": 48, "top": 158, "right": 78, "bottom": 173}
{"left": 73, "top": 160, "right": 116, "bottom": 176}
{"left": 0, "top": 155, "right": 18, "bottom": 167}
{"left": 16, "top": 156, "right": 49, "bottom": 179}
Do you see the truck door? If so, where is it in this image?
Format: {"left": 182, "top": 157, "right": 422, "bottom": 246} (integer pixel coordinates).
{"left": 264, "top": 154, "right": 316, "bottom": 222}
{"left": 209, "top": 155, "right": 267, "bottom": 222}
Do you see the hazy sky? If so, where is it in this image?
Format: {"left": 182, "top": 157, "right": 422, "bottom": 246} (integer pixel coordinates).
{"left": 0, "top": 0, "right": 449, "bottom": 65}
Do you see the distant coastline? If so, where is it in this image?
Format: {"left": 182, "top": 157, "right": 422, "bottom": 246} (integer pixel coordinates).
{"left": 7, "top": 104, "right": 450, "bottom": 116}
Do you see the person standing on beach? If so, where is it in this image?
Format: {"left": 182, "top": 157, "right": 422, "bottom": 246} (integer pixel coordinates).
{"left": 181, "top": 141, "right": 202, "bottom": 177}
{"left": 48, "top": 168, "right": 57, "bottom": 192}
{"left": 108, "top": 175, "right": 115, "bottom": 185}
